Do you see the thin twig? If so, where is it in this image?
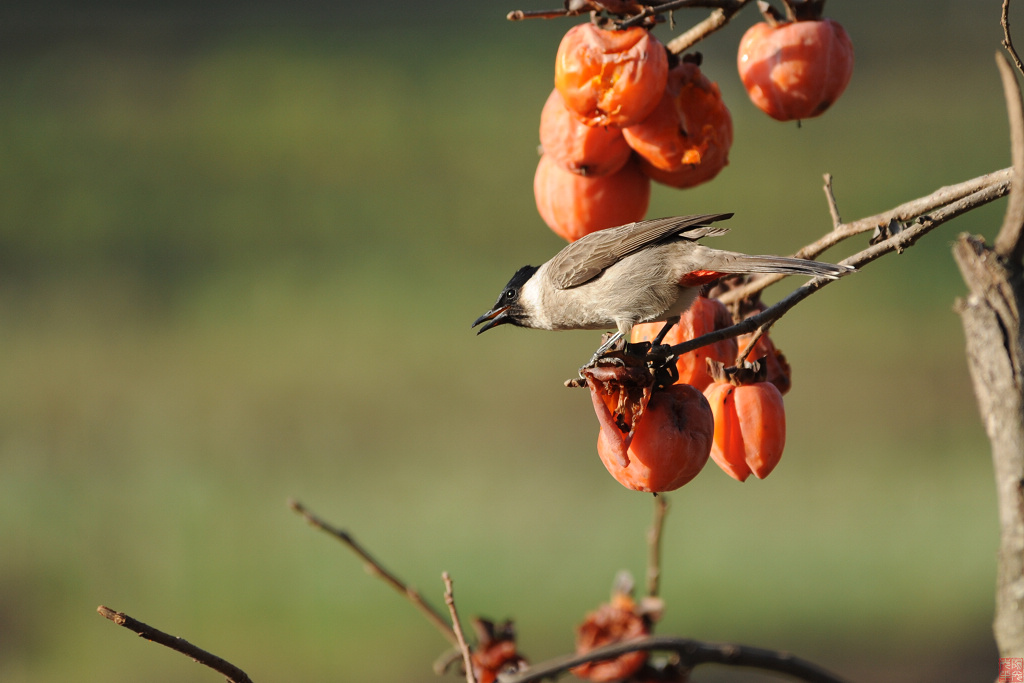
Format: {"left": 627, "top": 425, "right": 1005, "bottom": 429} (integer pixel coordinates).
{"left": 996, "top": 51, "right": 1024, "bottom": 265}
{"left": 646, "top": 495, "right": 669, "bottom": 597}
{"left": 443, "top": 572, "right": 478, "bottom": 683}
{"left": 665, "top": 0, "right": 753, "bottom": 54}
{"left": 507, "top": 8, "right": 577, "bottom": 20}
{"left": 96, "top": 606, "right": 254, "bottom": 683}
{"left": 1004, "top": 0, "right": 1024, "bottom": 76}
{"left": 498, "top": 634, "right": 849, "bottom": 683}
{"left": 735, "top": 321, "right": 771, "bottom": 364}
{"left": 823, "top": 173, "right": 842, "bottom": 229}
{"left": 288, "top": 498, "right": 459, "bottom": 645}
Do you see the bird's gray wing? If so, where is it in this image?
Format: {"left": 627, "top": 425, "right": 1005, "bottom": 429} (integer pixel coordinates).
{"left": 549, "top": 213, "right": 734, "bottom": 289}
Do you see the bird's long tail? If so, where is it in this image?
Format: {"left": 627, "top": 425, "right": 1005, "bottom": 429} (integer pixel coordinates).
{"left": 706, "top": 252, "right": 854, "bottom": 279}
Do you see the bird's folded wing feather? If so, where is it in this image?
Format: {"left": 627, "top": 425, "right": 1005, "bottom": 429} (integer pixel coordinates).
{"left": 550, "top": 213, "right": 734, "bottom": 289}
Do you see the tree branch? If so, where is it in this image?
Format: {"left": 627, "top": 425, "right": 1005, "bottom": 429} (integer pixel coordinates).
{"left": 443, "top": 572, "right": 479, "bottom": 683}
{"left": 96, "top": 605, "right": 254, "bottom": 683}
{"left": 498, "top": 634, "right": 849, "bottom": 683}
{"left": 288, "top": 498, "right": 459, "bottom": 645}
{"left": 1003, "top": 0, "right": 1024, "bottom": 77}
{"left": 996, "top": 51, "right": 1024, "bottom": 264}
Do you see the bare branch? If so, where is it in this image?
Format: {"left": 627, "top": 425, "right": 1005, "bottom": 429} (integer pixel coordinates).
{"left": 716, "top": 167, "right": 1012, "bottom": 306}
{"left": 823, "top": 173, "right": 842, "bottom": 229}
{"left": 443, "top": 573, "right": 479, "bottom": 683}
{"left": 664, "top": 0, "right": 754, "bottom": 54}
{"left": 1004, "top": 0, "right": 1024, "bottom": 76}
{"left": 662, "top": 178, "right": 1011, "bottom": 360}
{"left": 288, "top": 498, "right": 459, "bottom": 645}
{"left": 646, "top": 495, "right": 669, "bottom": 597}
{"left": 498, "top": 634, "right": 849, "bottom": 683}
{"left": 96, "top": 605, "right": 254, "bottom": 683}
{"left": 996, "top": 51, "right": 1024, "bottom": 264}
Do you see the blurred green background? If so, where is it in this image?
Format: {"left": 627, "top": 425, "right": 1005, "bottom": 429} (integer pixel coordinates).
{"left": 0, "top": 1, "right": 1010, "bottom": 681}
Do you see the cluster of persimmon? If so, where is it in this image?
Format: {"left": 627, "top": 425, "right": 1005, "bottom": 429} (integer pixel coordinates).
{"left": 585, "top": 294, "right": 790, "bottom": 493}
{"left": 534, "top": 1, "right": 853, "bottom": 242}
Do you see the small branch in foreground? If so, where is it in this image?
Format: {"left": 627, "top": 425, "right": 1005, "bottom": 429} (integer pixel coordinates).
{"left": 96, "top": 605, "right": 254, "bottom": 683}
{"left": 1003, "top": 0, "right": 1024, "bottom": 77}
{"left": 288, "top": 498, "right": 459, "bottom": 645}
{"left": 443, "top": 572, "right": 479, "bottom": 683}
{"left": 646, "top": 495, "right": 669, "bottom": 598}
{"left": 498, "top": 634, "right": 849, "bottom": 683}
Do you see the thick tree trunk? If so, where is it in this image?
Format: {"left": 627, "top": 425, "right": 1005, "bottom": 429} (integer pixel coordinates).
{"left": 954, "top": 233, "right": 1024, "bottom": 657}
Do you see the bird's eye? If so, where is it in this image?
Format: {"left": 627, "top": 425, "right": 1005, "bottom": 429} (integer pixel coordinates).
{"left": 505, "top": 289, "right": 516, "bottom": 299}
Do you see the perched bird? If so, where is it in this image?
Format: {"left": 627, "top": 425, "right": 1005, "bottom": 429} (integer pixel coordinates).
{"left": 472, "top": 213, "right": 853, "bottom": 359}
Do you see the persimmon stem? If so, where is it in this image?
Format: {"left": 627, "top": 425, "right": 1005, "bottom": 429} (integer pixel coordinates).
{"left": 288, "top": 498, "right": 459, "bottom": 646}
{"left": 646, "top": 495, "right": 669, "bottom": 597}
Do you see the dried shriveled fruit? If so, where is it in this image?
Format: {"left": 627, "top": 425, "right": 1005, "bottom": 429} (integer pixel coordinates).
{"left": 534, "top": 153, "right": 650, "bottom": 242}
{"left": 572, "top": 590, "right": 650, "bottom": 682}
{"left": 555, "top": 23, "right": 669, "bottom": 128}
{"left": 540, "top": 88, "right": 632, "bottom": 177}
{"left": 737, "top": 16, "right": 854, "bottom": 122}
{"left": 624, "top": 61, "right": 732, "bottom": 188}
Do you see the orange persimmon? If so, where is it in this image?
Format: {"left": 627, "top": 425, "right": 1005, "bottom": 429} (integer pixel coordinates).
{"left": 539, "top": 88, "right": 632, "bottom": 177}
{"left": 534, "top": 153, "right": 650, "bottom": 242}
{"left": 704, "top": 379, "right": 786, "bottom": 482}
{"left": 623, "top": 61, "right": 732, "bottom": 188}
{"left": 737, "top": 17, "right": 854, "bottom": 122}
{"left": 554, "top": 23, "right": 669, "bottom": 128}
{"left": 629, "top": 295, "right": 737, "bottom": 391}
{"left": 596, "top": 383, "right": 713, "bottom": 492}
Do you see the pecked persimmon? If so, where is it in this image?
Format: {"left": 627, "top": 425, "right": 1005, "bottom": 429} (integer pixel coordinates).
{"left": 572, "top": 590, "right": 649, "bottom": 682}
{"left": 555, "top": 23, "right": 669, "bottom": 128}
{"left": 596, "top": 383, "right": 713, "bottom": 492}
{"left": 737, "top": 17, "right": 854, "bottom": 122}
{"left": 623, "top": 61, "right": 733, "bottom": 188}
{"left": 534, "top": 152, "right": 650, "bottom": 242}
{"left": 630, "top": 295, "right": 737, "bottom": 391}
{"left": 704, "top": 377, "right": 786, "bottom": 482}
{"left": 540, "top": 88, "right": 632, "bottom": 177}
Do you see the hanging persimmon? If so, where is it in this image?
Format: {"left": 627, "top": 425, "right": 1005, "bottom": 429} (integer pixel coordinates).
{"left": 623, "top": 60, "right": 733, "bottom": 189}
{"left": 704, "top": 361, "right": 786, "bottom": 482}
{"left": 596, "top": 383, "right": 713, "bottom": 492}
{"left": 736, "top": 5, "right": 854, "bottom": 122}
{"left": 534, "top": 153, "right": 650, "bottom": 242}
{"left": 554, "top": 23, "right": 669, "bottom": 128}
{"left": 539, "top": 88, "right": 633, "bottom": 177}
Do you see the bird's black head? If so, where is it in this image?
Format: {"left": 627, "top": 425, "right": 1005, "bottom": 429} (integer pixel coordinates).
{"left": 472, "top": 265, "right": 539, "bottom": 334}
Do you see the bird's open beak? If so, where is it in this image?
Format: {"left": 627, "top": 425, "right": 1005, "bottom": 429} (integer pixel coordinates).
{"left": 472, "top": 305, "right": 511, "bottom": 334}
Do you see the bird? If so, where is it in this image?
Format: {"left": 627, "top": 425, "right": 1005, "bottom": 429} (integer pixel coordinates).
{"left": 472, "top": 213, "right": 853, "bottom": 361}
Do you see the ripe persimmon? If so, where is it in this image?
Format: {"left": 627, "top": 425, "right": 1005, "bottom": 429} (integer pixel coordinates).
{"left": 630, "top": 295, "right": 738, "bottom": 391}
{"left": 704, "top": 374, "right": 786, "bottom": 482}
{"left": 540, "top": 88, "right": 632, "bottom": 177}
{"left": 596, "top": 383, "right": 713, "bottom": 492}
{"left": 736, "top": 330, "right": 792, "bottom": 395}
{"left": 554, "top": 23, "right": 669, "bottom": 128}
{"left": 534, "top": 153, "right": 650, "bottom": 242}
{"left": 623, "top": 61, "right": 732, "bottom": 188}
{"left": 737, "top": 17, "right": 854, "bottom": 122}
